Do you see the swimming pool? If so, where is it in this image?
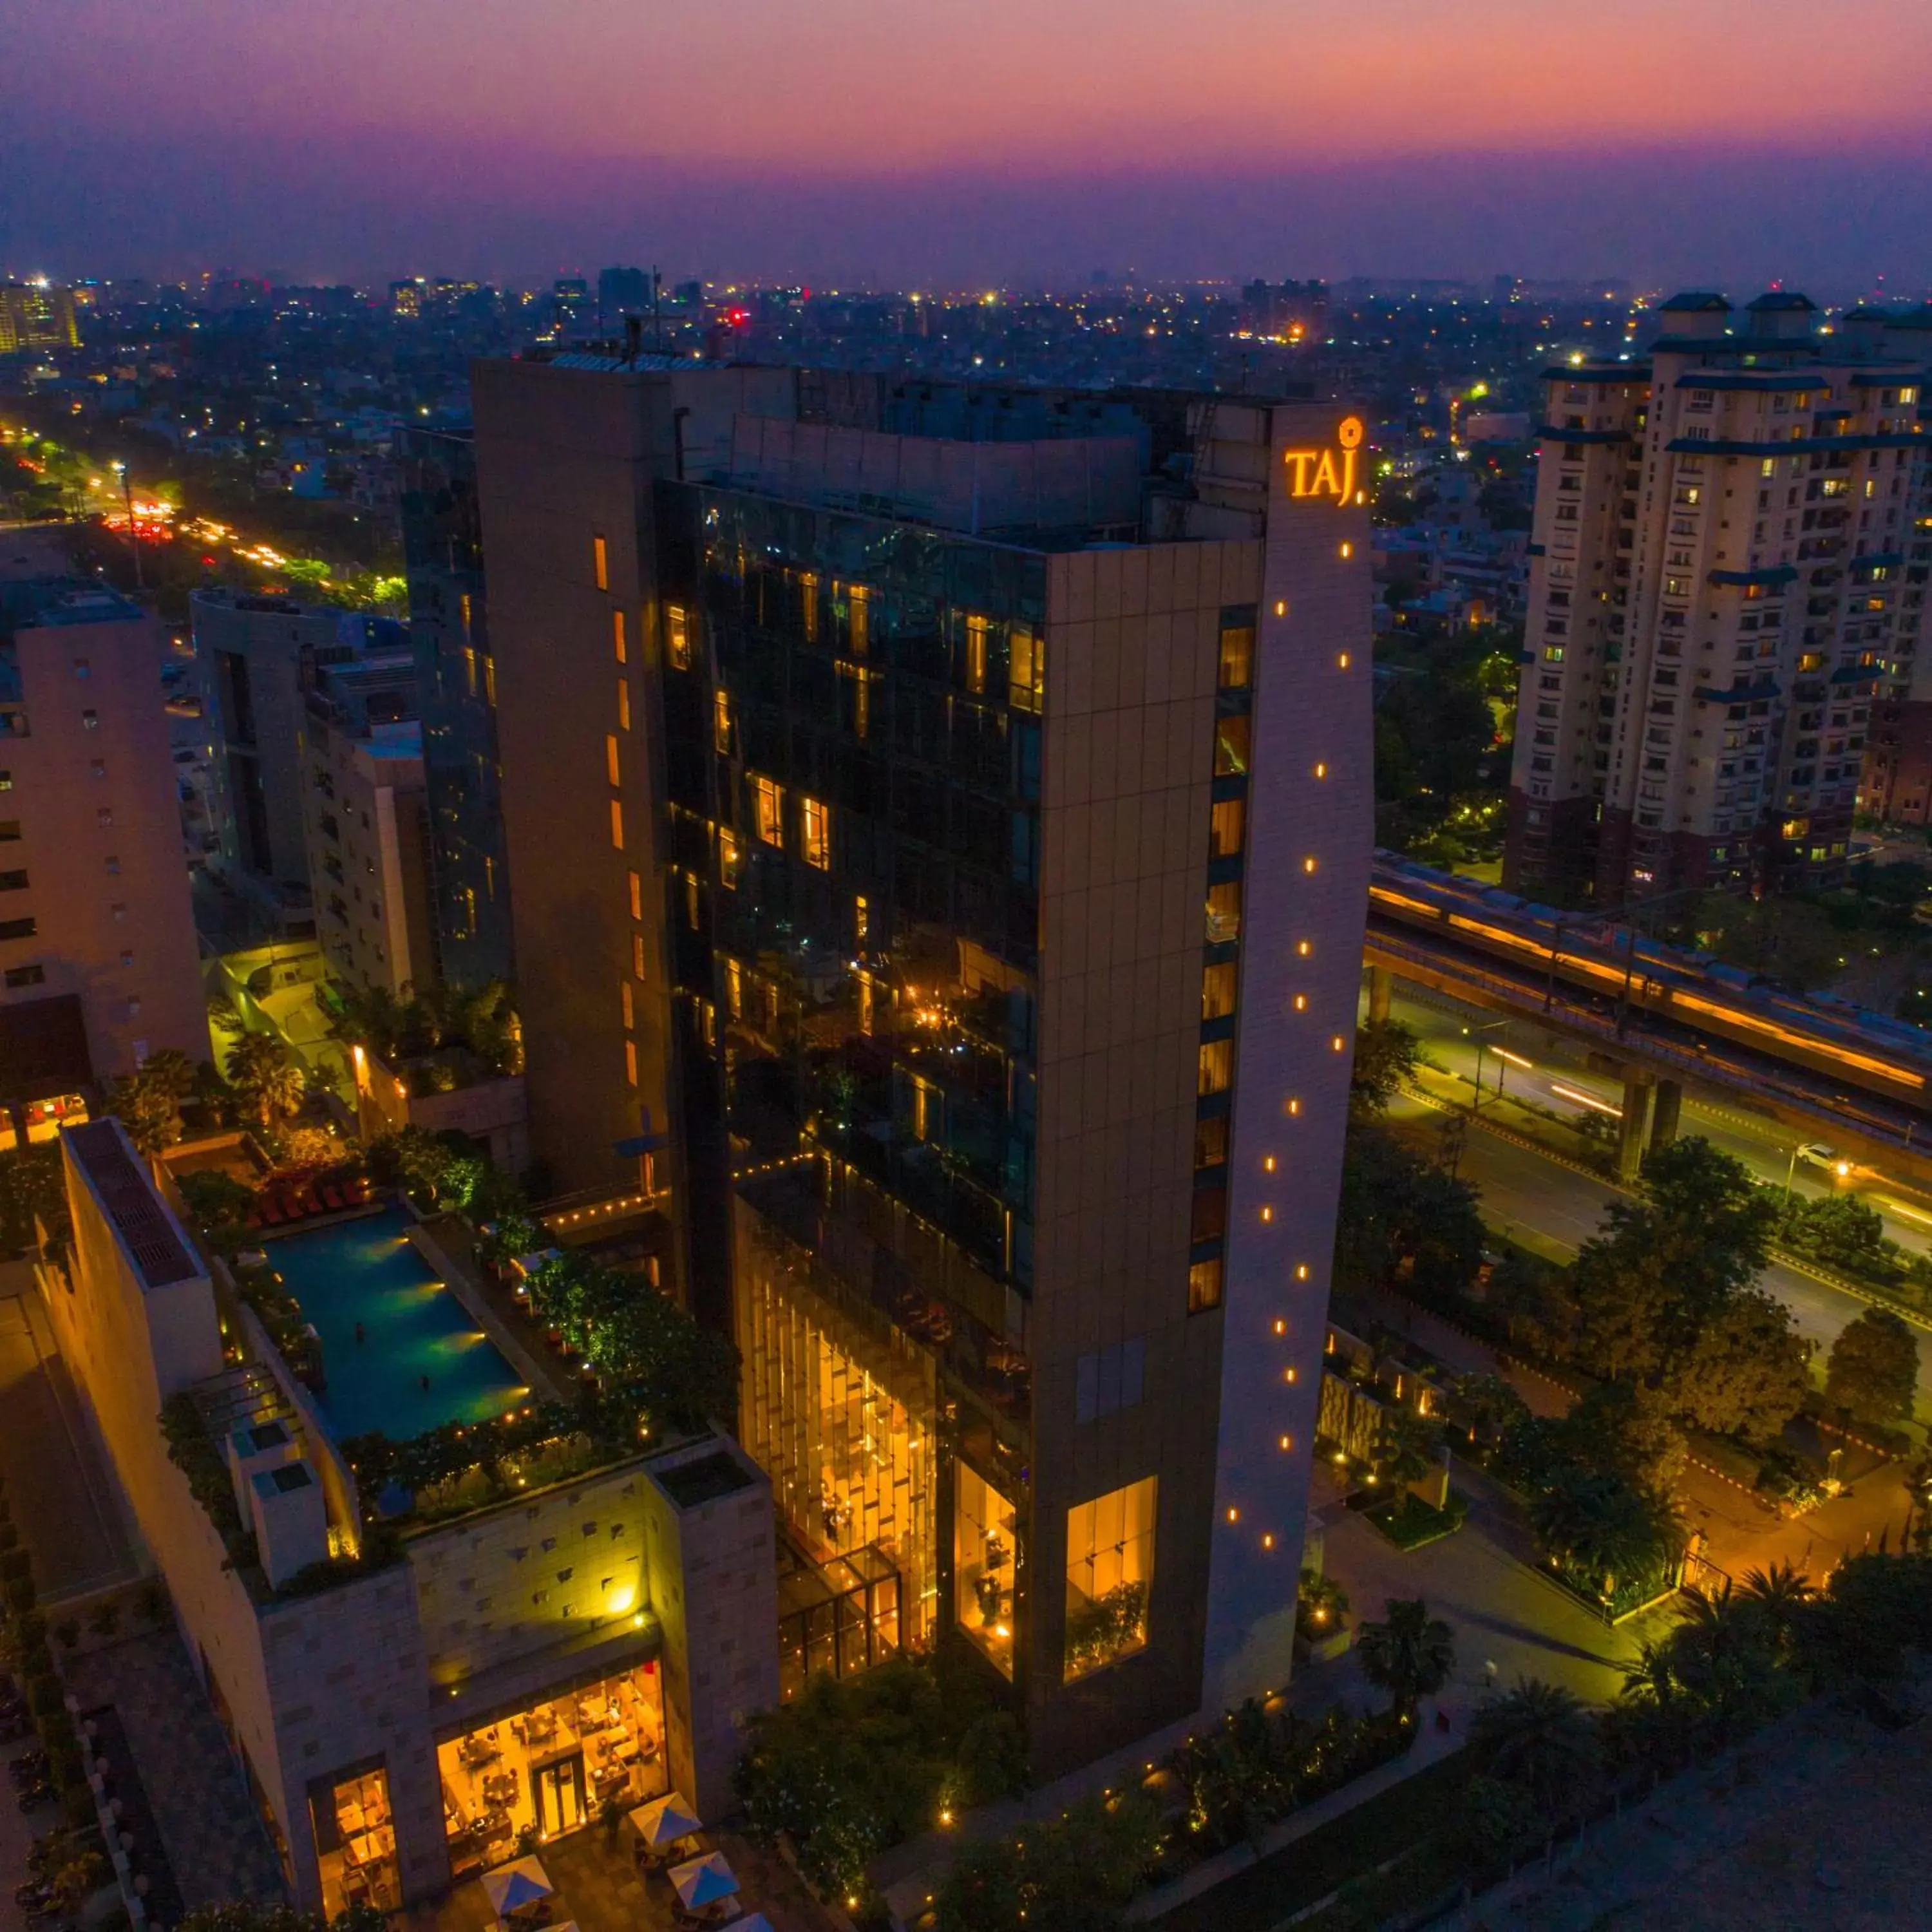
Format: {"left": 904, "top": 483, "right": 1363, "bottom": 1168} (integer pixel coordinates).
{"left": 264, "top": 1205, "right": 527, "bottom": 1443}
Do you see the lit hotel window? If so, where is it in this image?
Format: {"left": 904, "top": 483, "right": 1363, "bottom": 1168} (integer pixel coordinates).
{"left": 965, "top": 614, "right": 990, "bottom": 694}
{"left": 1064, "top": 1477, "right": 1156, "bottom": 1681}
{"left": 1188, "top": 1258, "right": 1224, "bottom": 1312}
{"left": 1217, "top": 624, "right": 1254, "bottom": 690}
{"left": 1209, "top": 796, "right": 1245, "bottom": 857}
{"left": 1206, "top": 879, "right": 1242, "bottom": 944}
{"left": 609, "top": 799, "right": 624, "bottom": 849}
{"left": 617, "top": 679, "right": 630, "bottom": 730}
{"left": 665, "top": 603, "right": 690, "bottom": 670}
{"left": 605, "top": 735, "right": 621, "bottom": 787}
{"left": 1009, "top": 628, "right": 1043, "bottom": 712}
{"left": 593, "top": 534, "right": 609, "bottom": 591}
{"left": 1198, "top": 1038, "right": 1233, "bottom": 1096}
{"left": 753, "top": 776, "right": 784, "bottom": 846}
{"left": 800, "top": 796, "right": 831, "bottom": 870}
{"left": 1201, "top": 962, "right": 1238, "bottom": 1020}
{"left": 612, "top": 609, "right": 627, "bottom": 664}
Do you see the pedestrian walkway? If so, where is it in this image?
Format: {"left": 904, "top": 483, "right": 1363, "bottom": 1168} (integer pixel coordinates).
{"left": 65, "top": 1629, "right": 288, "bottom": 1909}
{"left": 0, "top": 1262, "right": 141, "bottom": 1602}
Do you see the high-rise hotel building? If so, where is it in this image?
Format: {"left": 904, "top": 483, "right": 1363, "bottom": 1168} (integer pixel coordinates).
{"left": 470, "top": 358, "right": 1371, "bottom": 1774}
{"left": 1505, "top": 292, "right": 1929, "bottom": 904}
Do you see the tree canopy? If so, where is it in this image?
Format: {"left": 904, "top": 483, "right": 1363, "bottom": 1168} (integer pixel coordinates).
{"left": 1824, "top": 1309, "right": 1920, "bottom": 1428}
{"left": 1355, "top": 1596, "right": 1455, "bottom": 1718}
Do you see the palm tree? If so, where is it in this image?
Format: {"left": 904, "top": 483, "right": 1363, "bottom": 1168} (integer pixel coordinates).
{"left": 1665, "top": 1582, "right": 1794, "bottom": 1736}
{"left": 227, "top": 1032, "right": 306, "bottom": 1128}
{"left": 1469, "top": 1678, "right": 1600, "bottom": 1813}
{"left": 1355, "top": 1596, "right": 1456, "bottom": 1720}
{"left": 1736, "top": 1560, "right": 1813, "bottom": 1654}
{"left": 1529, "top": 1467, "right": 1681, "bottom": 1599}
{"left": 1297, "top": 1567, "right": 1350, "bottom": 1639}
{"left": 1372, "top": 1406, "right": 1440, "bottom": 1491}
{"left": 137, "top": 1048, "right": 197, "bottom": 1100}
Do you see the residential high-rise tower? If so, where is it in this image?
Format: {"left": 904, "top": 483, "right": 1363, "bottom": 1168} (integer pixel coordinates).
{"left": 0, "top": 569, "right": 207, "bottom": 1121}
{"left": 1504, "top": 291, "right": 1928, "bottom": 904}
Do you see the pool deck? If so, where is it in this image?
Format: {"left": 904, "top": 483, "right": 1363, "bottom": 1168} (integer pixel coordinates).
{"left": 262, "top": 1206, "right": 529, "bottom": 1442}
{"left": 409, "top": 1214, "right": 580, "bottom": 1407}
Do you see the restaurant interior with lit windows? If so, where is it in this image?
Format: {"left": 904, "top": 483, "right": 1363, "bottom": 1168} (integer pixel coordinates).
{"left": 434, "top": 1664, "right": 667, "bottom": 1879}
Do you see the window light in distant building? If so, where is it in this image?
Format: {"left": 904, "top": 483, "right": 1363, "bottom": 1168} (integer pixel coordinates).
{"left": 594, "top": 535, "right": 609, "bottom": 590}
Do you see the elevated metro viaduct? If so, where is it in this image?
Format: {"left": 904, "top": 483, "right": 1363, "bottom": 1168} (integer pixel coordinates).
{"left": 1363, "top": 924, "right": 1932, "bottom": 1187}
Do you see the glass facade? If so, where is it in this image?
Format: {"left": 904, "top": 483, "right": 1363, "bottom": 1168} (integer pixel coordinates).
{"left": 734, "top": 1199, "right": 938, "bottom": 1649}
{"left": 668, "top": 491, "right": 1046, "bottom": 1676}
{"left": 401, "top": 428, "right": 515, "bottom": 988}
{"left": 954, "top": 1463, "right": 1018, "bottom": 1678}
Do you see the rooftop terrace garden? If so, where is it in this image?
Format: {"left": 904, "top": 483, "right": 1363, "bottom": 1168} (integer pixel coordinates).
{"left": 167, "top": 1144, "right": 735, "bottom": 1553}
{"left": 325, "top": 978, "right": 522, "bottom": 1086}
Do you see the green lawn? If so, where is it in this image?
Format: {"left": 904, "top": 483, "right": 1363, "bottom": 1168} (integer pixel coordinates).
{"left": 1364, "top": 1489, "right": 1468, "bottom": 1551}
{"left": 1159, "top": 1750, "right": 1469, "bottom": 1932}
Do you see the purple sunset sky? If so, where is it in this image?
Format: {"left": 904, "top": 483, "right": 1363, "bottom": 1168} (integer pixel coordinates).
{"left": 9, "top": 0, "right": 1932, "bottom": 289}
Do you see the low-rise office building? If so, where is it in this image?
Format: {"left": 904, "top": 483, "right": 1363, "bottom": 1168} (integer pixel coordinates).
{"left": 41, "top": 1118, "right": 776, "bottom": 1913}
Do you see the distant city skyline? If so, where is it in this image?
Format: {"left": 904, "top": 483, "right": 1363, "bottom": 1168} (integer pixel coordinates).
{"left": 7, "top": 0, "right": 1931, "bottom": 289}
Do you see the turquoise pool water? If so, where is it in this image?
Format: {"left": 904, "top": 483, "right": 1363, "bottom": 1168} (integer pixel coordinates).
{"left": 265, "top": 1206, "right": 527, "bottom": 1442}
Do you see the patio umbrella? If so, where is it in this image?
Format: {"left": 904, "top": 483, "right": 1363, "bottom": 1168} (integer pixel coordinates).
{"left": 668, "top": 1852, "right": 739, "bottom": 1910}
{"left": 627, "top": 1791, "right": 702, "bottom": 1848}
{"left": 482, "top": 1856, "right": 554, "bottom": 1916}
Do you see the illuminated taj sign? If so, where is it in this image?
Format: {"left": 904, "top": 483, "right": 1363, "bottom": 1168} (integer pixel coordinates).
{"left": 1282, "top": 415, "right": 1364, "bottom": 506}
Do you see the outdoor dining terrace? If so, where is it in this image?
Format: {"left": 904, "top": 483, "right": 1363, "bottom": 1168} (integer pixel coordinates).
{"left": 397, "top": 1801, "right": 833, "bottom": 1932}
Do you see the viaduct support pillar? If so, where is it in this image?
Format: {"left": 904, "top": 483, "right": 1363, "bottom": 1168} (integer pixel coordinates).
{"left": 1367, "top": 964, "right": 1393, "bottom": 1027}
{"left": 1615, "top": 1069, "right": 1657, "bottom": 1182}
{"left": 1651, "top": 1079, "right": 1683, "bottom": 1150}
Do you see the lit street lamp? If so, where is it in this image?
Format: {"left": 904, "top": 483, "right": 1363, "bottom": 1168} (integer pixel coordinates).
{"left": 111, "top": 459, "right": 144, "bottom": 592}
{"left": 1463, "top": 1018, "right": 1508, "bottom": 1112}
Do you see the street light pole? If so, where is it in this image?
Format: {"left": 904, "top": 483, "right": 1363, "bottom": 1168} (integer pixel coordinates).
{"left": 1468, "top": 1018, "right": 1508, "bottom": 1112}
{"left": 113, "top": 460, "right": 144, "bottom": 592}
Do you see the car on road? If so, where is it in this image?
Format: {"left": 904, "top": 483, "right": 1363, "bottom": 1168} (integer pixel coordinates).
{"left": 1796, "top": 1143, "right": 1842, "bottom": 1171}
